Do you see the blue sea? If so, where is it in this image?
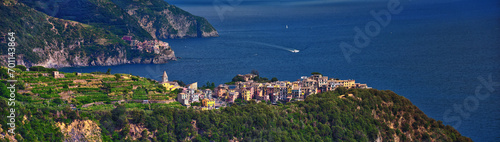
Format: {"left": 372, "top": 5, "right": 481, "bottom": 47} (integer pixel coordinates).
{"left": 61, "top": 0, "right": 500, "bottom": 141}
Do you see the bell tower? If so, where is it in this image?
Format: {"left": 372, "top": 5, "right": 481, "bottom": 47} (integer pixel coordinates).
{"left": 162, "top": 71, "right": 168, "bottom": 83}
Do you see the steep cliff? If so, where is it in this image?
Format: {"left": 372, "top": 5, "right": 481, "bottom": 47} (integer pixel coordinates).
{"left": 18, "top": 0, "right": 154, "bottom": 41}
{"left": 19, "top": 0, "right": 218, "bottom": 39}
{"left": 112, "top": 0, "right": 219, "bottom": 39}
{"left": 0, "top": 0, "right": 176, "bottom": 68}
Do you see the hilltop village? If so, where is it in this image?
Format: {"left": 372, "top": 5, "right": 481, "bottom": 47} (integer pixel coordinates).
{"left": 160, "top": 72, "right": 371, "bottom": 109}
{"left": 6, "top": 64, "right": 371, "bottom": 111}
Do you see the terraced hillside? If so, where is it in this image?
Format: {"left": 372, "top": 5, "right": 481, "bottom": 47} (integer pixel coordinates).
{"left": 5, "top": 66, "right": 181, "bottom": 110}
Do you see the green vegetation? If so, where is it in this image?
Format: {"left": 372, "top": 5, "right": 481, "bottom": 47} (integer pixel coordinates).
{"left": 199, "top": 82, "right": 216, "bottom": 90}
{"left": 191, "top": 102, "right": 201, "bottom": 106}
{"left": 17, "top": 0, "right": 217, "bottom": 40}
{"left": 0, "top": 0, "right": 175, "bottom": 66}
{"left": 28, "top": 66, "right": 57, "bottom": 72}
{"left": 271, "top": 77, "right": 279, "bottom": 82}
{"left": 0, "top": 69, "right": 470, "bottom": 141}
{"left": 135, "top": 89, "right": 469, "bottom": 141}
{"left": 232, "top": 75, "right": 245, "bottom": 82}
{"left": 174, "top": 80, "right": 186, "bottom": 87}
{"left": 14, "top": 65, "right": 26, "bottom": 71}
{"left": 311, "top": 72, "right": 322, "bottom": 75}
{"left": 3, "top": 68, "right": 177, "bottom": 108}
{"left": 228, "top": 74, "right": 274, "bottom": 84}
{"left": 18, "top": 0, "right": 153, "bottom": 41}
{"left": 251, "top": 70, "right": 260, "bottom": 76}
{"left": 0, "top": 68, "right": 8, "bottom": 79}
{"left": 252, "top": 76, "right": 270, "bottom": 83}
{"left": 109, "top": 0, "right": 217, "bottom": 38}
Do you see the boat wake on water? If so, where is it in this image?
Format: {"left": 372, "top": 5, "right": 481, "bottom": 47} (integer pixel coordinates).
{"left": 242, "top": 41, "right": 300, "bottom": 53}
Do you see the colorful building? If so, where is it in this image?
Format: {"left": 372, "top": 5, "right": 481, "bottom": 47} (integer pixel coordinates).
{"left": 202, "top": 99, "right": 215, "bottom": 107}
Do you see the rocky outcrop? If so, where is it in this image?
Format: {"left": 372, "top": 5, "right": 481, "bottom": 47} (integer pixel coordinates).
{"left": 0, "top": 41, "right": 176, "bottom": 69}
{"left": 57, "top": 120, "right": 102, "bottom": 142}
{"left": 0, "top": 124, "right": 18, "bottom": 142}
{"left": 128, "top": 123, "right": 154, "bottom": 140}
{"left": 19, "top": 0, "right": 218, "bottom": 40}
{"left": 113, "top": 0, "right": 219, "bottom": 39}
{"left": 0, "top": 1, "right": 176, "bottom": 68}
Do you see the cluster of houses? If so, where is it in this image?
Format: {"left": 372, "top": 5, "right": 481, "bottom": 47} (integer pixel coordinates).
{"left": 122, "top": 36, "right": 170, "bottom": 54}
{"left": 160, "top": 71, "right": 220, "bottom": 109}
{"left": 213, "top": 74, "right": 370, "bottom": 104}
{"left": 163, "top": 71, "right": 370, "bottom": 108}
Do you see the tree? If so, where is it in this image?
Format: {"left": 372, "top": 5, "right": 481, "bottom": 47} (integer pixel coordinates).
{"left": 115, "top": 74, "right": 121, "bottom": 80}
{"left": 14, "top": 65, "right": 26, "bottom": 71}
{"left": 112, "top": 105, "right": 128, "bottom": 128}
{"left": 53, "top": 98, "right": 64, "bottom": 105}
{"left": 232, "top": 75, "right": 245, "bottom": 82}
{"left": 271, "top": 77, "right": 278, "bottom": 82}
{"left": 251, "top": 70, "right": 260, "bottom": 76}
{"left": 311, "top": 72, "right": 322, "bottom": 75}
{"left": 174, "top": 80, "right": 186, "bottom": 87}
{"left": 200, "top": 82, "right": 216, "bottom": 90}
{"left": 140, "top": 130, "right": 149, "bottom": 141}
{"left": 191, "top": 102, "right": 201, "bottom": 106}
{"left": 334, "top": 87, "right": 347, "bottom": 95}
{"left": 106, "top": 68, "right": 111, "bottom": 75}
{"left": 46, "top": 68, "right": 58, "bottom": 72}
{"left": 29, "top": 66, "right": 46, "bottom": 71}
{"left": 102, "top": 83, "right": 112, "bottom": 93}
{"left": 131, "top": 76, "right": 139, "bottom": 81}
{"left": 0, "top": 68, "right": 8, "bottom": 79}
{"left": 0, "top": 82, "right": 9, "bottom": 98}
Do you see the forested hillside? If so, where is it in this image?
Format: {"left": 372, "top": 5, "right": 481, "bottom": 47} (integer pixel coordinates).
{"left": 18, "top": 0, "right": 218, "bottom": 39}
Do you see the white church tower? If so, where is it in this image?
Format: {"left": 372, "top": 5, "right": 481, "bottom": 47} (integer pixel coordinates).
{"left": 162, "top": 71, "right": 168, "bottom": 83}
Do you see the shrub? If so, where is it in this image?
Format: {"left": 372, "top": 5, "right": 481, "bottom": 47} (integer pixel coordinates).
{"left": 53, "top": 98, "right": 64, "bottom": 104}
{"left": 14, "top": 65, "right": 27, "bottom": 71}
{"left": 115, "top": 74, "right": 121, "bottom": 80}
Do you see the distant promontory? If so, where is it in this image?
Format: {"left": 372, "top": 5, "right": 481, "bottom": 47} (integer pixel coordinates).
{"left": 0, "top": 0, "right": 218, "bottom": 68}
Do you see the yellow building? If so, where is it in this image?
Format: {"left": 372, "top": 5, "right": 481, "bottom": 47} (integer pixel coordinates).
{"left": 292, "top": 82, "right": 300, "bottom": 89}
{"left": 242, "top": 90, "right": 252, "bottom": 101}
{"left": 162, "top": 82, "right": 177, "bottom": 91}
{"left": 335, "top": 80, "right": 356, "bottom": 89}
{"left": 202, "top": 99, "right": 215, "bottom": 107}
{"left": 188, "top": 82, "right": 198, "bottom": 90}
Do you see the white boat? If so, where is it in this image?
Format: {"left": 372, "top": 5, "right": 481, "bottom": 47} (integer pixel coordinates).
{"left": 291, "top": 49, "right": 299, "bottom": 53}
